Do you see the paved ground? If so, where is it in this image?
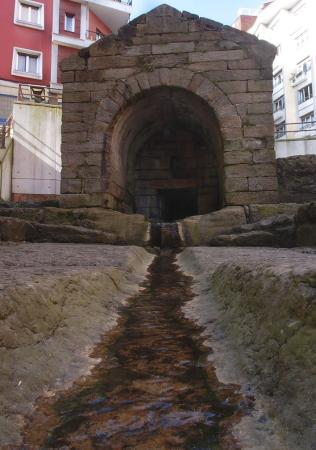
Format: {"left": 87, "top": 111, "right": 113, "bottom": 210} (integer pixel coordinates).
{"left": 0, "top": 243, "right": 153, "bottom": 448}
{"left": 0, "top": 243, "right": 148, "bottom": 291}
{"left": 178, "top": 247, "right": 316, "bottom": 450}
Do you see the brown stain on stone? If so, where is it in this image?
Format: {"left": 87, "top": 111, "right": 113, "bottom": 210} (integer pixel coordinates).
{"left": 23, "top": 250, "right": 248, "bottom": 449}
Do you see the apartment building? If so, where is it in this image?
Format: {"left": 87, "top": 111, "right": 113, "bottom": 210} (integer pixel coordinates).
{"left": 234, "top": 0, "right": 316, "bottom": 157}
{"left": 0, "top": 0, "right": 132, "bottom": 124}
{"left": 0, "top": 0, "right": 132, "bottom": 202}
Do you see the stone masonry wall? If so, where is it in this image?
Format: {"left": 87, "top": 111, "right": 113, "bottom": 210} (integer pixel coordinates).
{"left": 60, "top": 4, "right": 279, "bottom": 211}
{"left": 277, "top": 155, "right": 316, "bottom": 203}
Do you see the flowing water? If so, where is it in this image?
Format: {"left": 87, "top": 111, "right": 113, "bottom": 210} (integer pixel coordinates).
{"left": 23, "top": 237, "right": 248, "bottom": 449}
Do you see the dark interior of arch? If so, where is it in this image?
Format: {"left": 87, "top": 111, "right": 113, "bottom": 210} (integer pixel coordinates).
{"left": 112, "top": 87, "right": 224, "bottom": 222}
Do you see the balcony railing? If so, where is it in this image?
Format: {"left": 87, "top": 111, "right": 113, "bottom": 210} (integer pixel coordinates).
{"left": 18, "top": 84, "right": 62, "bottom": 105}
{"left": 86, "top": 30, "right": 105, "bottom": 41}
{"left": 112, "top": 0, "right": 132, "bottom": 4}
{"left": 274, "top": 121, "right": 316, "bottom": 139}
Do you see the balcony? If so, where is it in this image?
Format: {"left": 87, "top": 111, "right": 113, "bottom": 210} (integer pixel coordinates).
{"left": 87, "top": 0, "right": 132, "bottom": 33}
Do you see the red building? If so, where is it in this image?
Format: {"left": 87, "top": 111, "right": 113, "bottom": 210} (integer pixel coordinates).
{"left": 0, "top": 0, "right": 132, "bottom": 123}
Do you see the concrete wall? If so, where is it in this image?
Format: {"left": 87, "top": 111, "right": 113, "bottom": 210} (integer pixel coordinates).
{"left": 275, "top": 137, "right": 316, "bottom": 158}
{"left": 0, "top": 139, "right": 13, "bottom": 201}
{"left": 12, "top": 102, "right": 62, "bottom": 199}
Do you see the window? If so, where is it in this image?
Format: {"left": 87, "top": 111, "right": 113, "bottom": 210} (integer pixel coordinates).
{"left": 273, "top": 95, "right": 285, "bottom": 112}
{"left": 275, "top": 122, "right": 286, "bottom": 139}
{"left": 14, "top": 0, "right": 44, "bottom": 29}
{"left": 296, "top": 30, "right": 308, "bottom": 49}
{"left": 12, "top": 47, "right": 42, "bottom": 79}
{"left": 300, "top": 112, "right": 315, "bottom": 130}
{"left": 298, "top": 84, "right": 313, "bottom": 104}
{"left": 96, "top": 28, "right": 103, "bottom": 40}
{"left": 65, "top": 13, "right": 75, "bottom": 32}
{"left": 273, "top": 70, "right": 283, "bottom": 88}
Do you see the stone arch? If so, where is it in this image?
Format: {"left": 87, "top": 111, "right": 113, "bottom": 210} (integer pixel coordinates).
{"left": 60, "top": 5, "right": 279, "bottom": 210}
{"left": 94, "top": 69, "right": 242, "bottom": 217}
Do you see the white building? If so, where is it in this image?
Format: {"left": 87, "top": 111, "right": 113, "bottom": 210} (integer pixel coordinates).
{"left": 234, "top": 0, "right": 316, "bottom": 158}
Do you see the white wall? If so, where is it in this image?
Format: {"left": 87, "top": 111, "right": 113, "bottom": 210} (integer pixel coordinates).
{"left": 276, "top": 137, "right": 316, "bottom": 157}
{"left": 12, "top": 102, "right": 62, "bottom": 196}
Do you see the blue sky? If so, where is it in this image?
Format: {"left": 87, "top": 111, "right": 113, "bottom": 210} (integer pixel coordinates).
{"left": 131, "top": 0, "right": 262, "bottom": 26}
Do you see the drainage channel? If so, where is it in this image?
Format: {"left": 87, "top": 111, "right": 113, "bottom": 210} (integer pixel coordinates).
{"left": 23, "top": 226, "right": 248, "bottom": 449}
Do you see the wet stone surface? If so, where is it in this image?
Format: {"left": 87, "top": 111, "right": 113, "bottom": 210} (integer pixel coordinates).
{"left": 23, "top": 250, "right": 247, "bottom": 449}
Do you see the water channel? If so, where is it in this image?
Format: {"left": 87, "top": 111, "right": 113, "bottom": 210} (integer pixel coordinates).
{"left": 23, "top": 227, "right": 247, "bottom": 449}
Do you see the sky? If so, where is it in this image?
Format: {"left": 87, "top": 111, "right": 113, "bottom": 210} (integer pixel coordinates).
{"left": 131, "top": 0, "right": 262, "bottom": 26}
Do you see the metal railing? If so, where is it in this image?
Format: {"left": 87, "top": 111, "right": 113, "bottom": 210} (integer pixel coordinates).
{"left": 0, "top": 115, "right": 13, "bottom": 149}
{"left": 275, "top": 121, "right": 316, "bottom": 139}
{"left": 86, "top": 29, "right": 105, "bottom": 41}
{"left": 18, "top": 84, "right": 62, "bottom": 105}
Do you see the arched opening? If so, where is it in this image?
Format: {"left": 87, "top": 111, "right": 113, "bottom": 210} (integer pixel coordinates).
{"left": 110, "top": 87, "right": 224, "bottom": 221}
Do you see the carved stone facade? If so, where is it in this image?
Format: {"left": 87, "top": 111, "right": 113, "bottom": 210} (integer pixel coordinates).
{"left": 60, "top": 4, "right": 279, "bottom": 220}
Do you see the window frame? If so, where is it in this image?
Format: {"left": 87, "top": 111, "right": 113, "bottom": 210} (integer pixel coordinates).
{"left": 300, "top": 111, "right": 315, "bottom": 130}
{"left": 273, "top": 95, "right": 285, "bottom": 112}
{"left": 298, "top": 83, "right": 313, "bottom": 104}
{"left": 275, "top": 121, "right": 286, "bottom": 139}
{"left": 64, "top": 12, "right": 75, "bottom": 33}
{"left": 11, "top": 47, "right": 43, "bottom": 80}
{"left": 273, "top": 70, "right": 283, "bottom": 88}
{"left": 14, "top": 0, "right": 45, "bottom": 30}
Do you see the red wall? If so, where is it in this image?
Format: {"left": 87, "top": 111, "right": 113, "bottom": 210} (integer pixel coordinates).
{"left": 88, "top": 9, "right": 111, "bottom": 39}
{"left": 0, "top": 0, "right": 53, "bottom": 86}
{"left": 57, "top": 45, "right": 78, "bottom": 83}
{"left": 59, "top": 0, "right": 81, "bottom": 38}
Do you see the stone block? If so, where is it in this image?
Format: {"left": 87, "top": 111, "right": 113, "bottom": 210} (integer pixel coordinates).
{"left": 136, "top": 73, "right": 150, "bottom": 90}
{"left": 221, "top": 127, "right": 243, "bottom": 139}
{"left": 224, "top": 177, "right": 249, "bottom": 192}
{"left": 101, "top": 67, "right": 138, "bottom": 81}
{"left": 152, "top": 42, "right": 194, "bottom": 54}
{"left": 248, "top": 203, "right": 301, "bottom": 222}
{"left": 248, "top": 103, "right": 273, "bottom": 114}
{"left": 226, "top": 191, "right": 279, "bottom": 205}
{"left": 205, "top": 69, "right": 260, "bottom": 81}
{"left": 243, "top": 124, "right": 274, "bottom": 138}
{"left": 63, "top": 91, "right": 91, "bottom": 103}
{"left": 139, "top": 17, "right": 188, "bottom": 34}
{"left": 248, "top": 80, "right": 273, "bottom": 92}
{"left": 224, "top": 151, "right": 252, "bottom": 165}
{"left": 61, "top": 71, "right": 75, "bottom": 83}
{"left": 123, "top": 44, "right": 152, "bottom": 56}
{"left": 61, "top": 166, "right": 78, "bottom": 179}
{"left": 179, "top": 206, "right": 247, "bottom": 246}
{"left": 248, "top": 177, "right": 279, "bottom": 192}
{"left": 218, "top": 81, "right": 247, "bottom": 94}
{"left": 153, "top": 53, "right": 188, "bottom": 68}
{"left": 225, "top": 163, "right": 277, "bottom": 178}
{"left": 228, "top": 59, "right": 257, "bottom": 70}
{"left": 187, "top": 61, "right": 227, "bottom": 72}
{"left": 60, "top": 55, "right": 86, "bottom": 71}
{"left": 84, "top": 178, "right": 103, "bottom": 193}
{"left": 252, "top": 149, "right": 276, "bottom": 163}
{"left": 59, "top": 193, "right": 105, "bottom": 208}
{"left": 189, "top": 49, "right": 245, "bottom": 63}
{"left": 61, "top": 179, "right": 82, "bottom": 194}
{"left": 88, "top": 56, "right": 138, "bottom": 70}
{"left": 62, "top": 131, "right": 88, "bottom": 144}
{"left": 242, "top": 138, "right": 266, "bottom": 150}
{"left": 229, "top": 92, "right": 272, "bottom": 104}
{"left": 245, "top": 114, "right": 274, "bottom": 126}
